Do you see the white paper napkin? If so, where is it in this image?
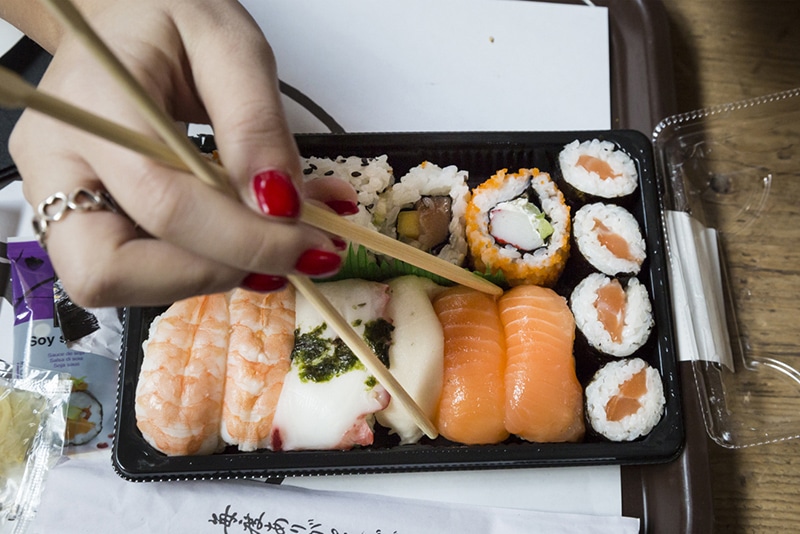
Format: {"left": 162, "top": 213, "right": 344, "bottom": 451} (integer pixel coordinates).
{"left": 29, "top": 452, "right": 639, "bottom": 534}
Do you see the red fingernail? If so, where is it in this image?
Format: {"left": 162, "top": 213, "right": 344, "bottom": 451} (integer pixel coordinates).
{"left": 294, "top": 249, "right": 342, "bottom": 277}
{"left": 331, "top": 237, "right": 348, "bottom": 251}
{"left": 241, "top": 273, "right": 289, "bottom": 292}
{"left": 252, "top": 170, "right": 300, "bottom": 218}
{"left": 325, "top": 200, "right": 359, "bottom": 216}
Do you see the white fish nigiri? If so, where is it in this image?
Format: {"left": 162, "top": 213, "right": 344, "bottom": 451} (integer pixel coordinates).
{"left": 269, "top": 280, "right": 392, "bottom": 451}
{"left": 376, "top": 276, "right": 445, "bottom": 444}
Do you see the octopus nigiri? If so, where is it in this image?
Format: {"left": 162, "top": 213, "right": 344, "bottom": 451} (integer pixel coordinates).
{"left": 269, "top": 279, "right": 392, "bottom": 451}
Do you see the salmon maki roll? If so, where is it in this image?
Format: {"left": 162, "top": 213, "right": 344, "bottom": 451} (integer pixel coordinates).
{"left": 433, "top": 286, "right": 508, "bottom": 445}
{"left": 570, "top": 273, "right": 653, "bottom": 358}
{"left": 585, "top": 358, "right": 664, "bottom": 441}
{"left": 557, "top": 139, "right": 639, "bottom": 205}
{"left": 572, "top": 203, "right": 646, "bottom": 277}
{"left": 499, "top": 285, "right": 585, "bottom": 443}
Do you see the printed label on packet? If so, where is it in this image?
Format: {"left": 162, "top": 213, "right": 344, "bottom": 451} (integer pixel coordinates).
{"left": 8, "top": 239, "right": 119, "bottom": 454}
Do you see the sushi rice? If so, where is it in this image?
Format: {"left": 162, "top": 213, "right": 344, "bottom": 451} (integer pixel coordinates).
{"left": 302, "top": 155, "right": 394, "bottom": 231}
{"left": 585, "top": 357, "right": 665, "bottom": 442}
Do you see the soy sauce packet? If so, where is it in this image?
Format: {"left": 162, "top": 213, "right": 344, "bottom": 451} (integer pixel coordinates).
{"left": 7, "top": 240, "right": 119, "bottom": 454}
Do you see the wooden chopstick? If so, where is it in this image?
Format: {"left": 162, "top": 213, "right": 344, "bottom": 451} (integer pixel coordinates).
{"left": 0, "top": 65, "right": 190, "bottom": 170}
{"left": 300, "top": 203, "right": 499, "bottom": 293}
{"left": 0, "top": 64, "right": 501, "bottom": 296}
{"left": 37, "top": 0, "right": 439, "bottom": 439}
{"left": 37, "top": 0, "right": 237, "bottom": 198}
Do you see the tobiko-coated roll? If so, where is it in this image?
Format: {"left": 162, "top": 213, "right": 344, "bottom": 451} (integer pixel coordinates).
{"left": 585, "top": 358, "right": 665, "bottom": 441}
{"left": 557, "top": 139, "right": 638, "bottom": 204}
{"left": 570, "top": 273, "right": 653, "bottom": 358}
{"left": 572, "top": 203, "right": 646, "bottom": 276}
{"left": 466, "top": 168, "right": 570, "bottom": 287}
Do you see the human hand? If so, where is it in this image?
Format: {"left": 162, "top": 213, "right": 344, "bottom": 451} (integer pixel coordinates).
{"left": 8, "top": 0, "right": 357, "bottom": 307}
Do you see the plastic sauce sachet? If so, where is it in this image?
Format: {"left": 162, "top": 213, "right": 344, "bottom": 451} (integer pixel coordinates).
{"left": 0, "top": 368, "right": 71, "bottom": 534}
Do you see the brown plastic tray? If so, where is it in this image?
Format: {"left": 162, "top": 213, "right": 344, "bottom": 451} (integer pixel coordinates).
{"left": 0, "top": 1, "right": 713, "bottom": 531}
{"left": 595, "top": 0, "right": 715, "bottom": 531}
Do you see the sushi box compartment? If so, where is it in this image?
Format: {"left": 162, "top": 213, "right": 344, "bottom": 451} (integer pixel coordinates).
{"left": 113, "top": 129, "right": 684, "bottom": 481}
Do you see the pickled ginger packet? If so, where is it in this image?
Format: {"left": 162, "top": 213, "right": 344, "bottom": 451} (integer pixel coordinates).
{"left": 0, "top": 368, "right": 70, "bottom": 534}
{"left": 0, "top": 387, "right": 47, "bottom": 478}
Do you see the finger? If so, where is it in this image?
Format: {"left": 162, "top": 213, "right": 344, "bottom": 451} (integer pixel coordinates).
{"left": 303, "top": 176, "right": 360, "bottom": 215}
{"left": 46, "top": 211, "right": 246, "bottom": 307}
{"left": 171, "top": 4, "right": 300, "bottom": 203}
{"left": 13, "top": 145, "right": 242, "bottom": 306}
{"left": 16, "top": 121, "right": 340, "bottom": 303}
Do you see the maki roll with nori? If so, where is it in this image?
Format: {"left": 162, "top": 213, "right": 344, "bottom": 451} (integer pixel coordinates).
{"left": 585, "top": 358, "right": 664, "bottom": 441}
{"left": 570, "top": 272, "right": 653, "bottom": 358}
{"left": 466, "top": 168, "right": 570, "bottom": 287}
{"left": 572, "top": 202, "right": 646, "bottom": 277}
{"left": 557, "top": 139, "right": 638, "bottom": 205}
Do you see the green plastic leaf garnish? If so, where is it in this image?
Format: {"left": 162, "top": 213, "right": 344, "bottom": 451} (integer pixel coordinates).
{"left": 320, "top": 244, "right": 507, "bottom": 288}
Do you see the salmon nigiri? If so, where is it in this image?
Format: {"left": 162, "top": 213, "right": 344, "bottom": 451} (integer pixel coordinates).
{"left": 499, "top": 285, "right": 585, "bottom": 443}
{"left": 432, "top": 286, "right": 508, "bottom": 445}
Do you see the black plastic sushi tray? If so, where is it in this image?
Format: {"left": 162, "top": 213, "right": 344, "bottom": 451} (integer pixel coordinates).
{"left": 113, "top": 130, "right": 682, "bottom": 481}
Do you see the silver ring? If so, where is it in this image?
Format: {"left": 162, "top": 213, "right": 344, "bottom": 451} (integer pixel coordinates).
{"left": 32, "top": 188, "right": 120, "bottom": 250}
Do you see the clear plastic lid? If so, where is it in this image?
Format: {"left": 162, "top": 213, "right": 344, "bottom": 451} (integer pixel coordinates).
{"left": 654, "top": 87, "right": 800, "bottom": 448}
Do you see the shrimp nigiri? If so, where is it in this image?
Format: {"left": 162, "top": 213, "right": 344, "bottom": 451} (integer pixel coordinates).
{"left": 499, "top": 285, "right": 585, "bottom": 443}
{"left": 432, "top": 286, "right": 508, "bottom": 445}
{"left": 220, "top": 287, "right": 295, "bottom": 451}
{"left": 135, "top": 294, "right": 230, "bottom": 456}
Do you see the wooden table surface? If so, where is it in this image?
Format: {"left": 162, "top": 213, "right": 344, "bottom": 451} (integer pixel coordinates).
{"left": 659, "top": 1, "right": 800, "bottom": 532}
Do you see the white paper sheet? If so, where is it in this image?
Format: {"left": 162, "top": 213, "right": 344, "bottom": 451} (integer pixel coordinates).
{"left": 284, "top": 465, "right": 622, "bottom": 516}
{"left": 241, "top": 0, "right": 611, "bottom": 133}
{"left": 28, "top": 452, "right": 638, "bottom": 534}
{"left": 0, "top": 18, "right": 23, "bottom": 57}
